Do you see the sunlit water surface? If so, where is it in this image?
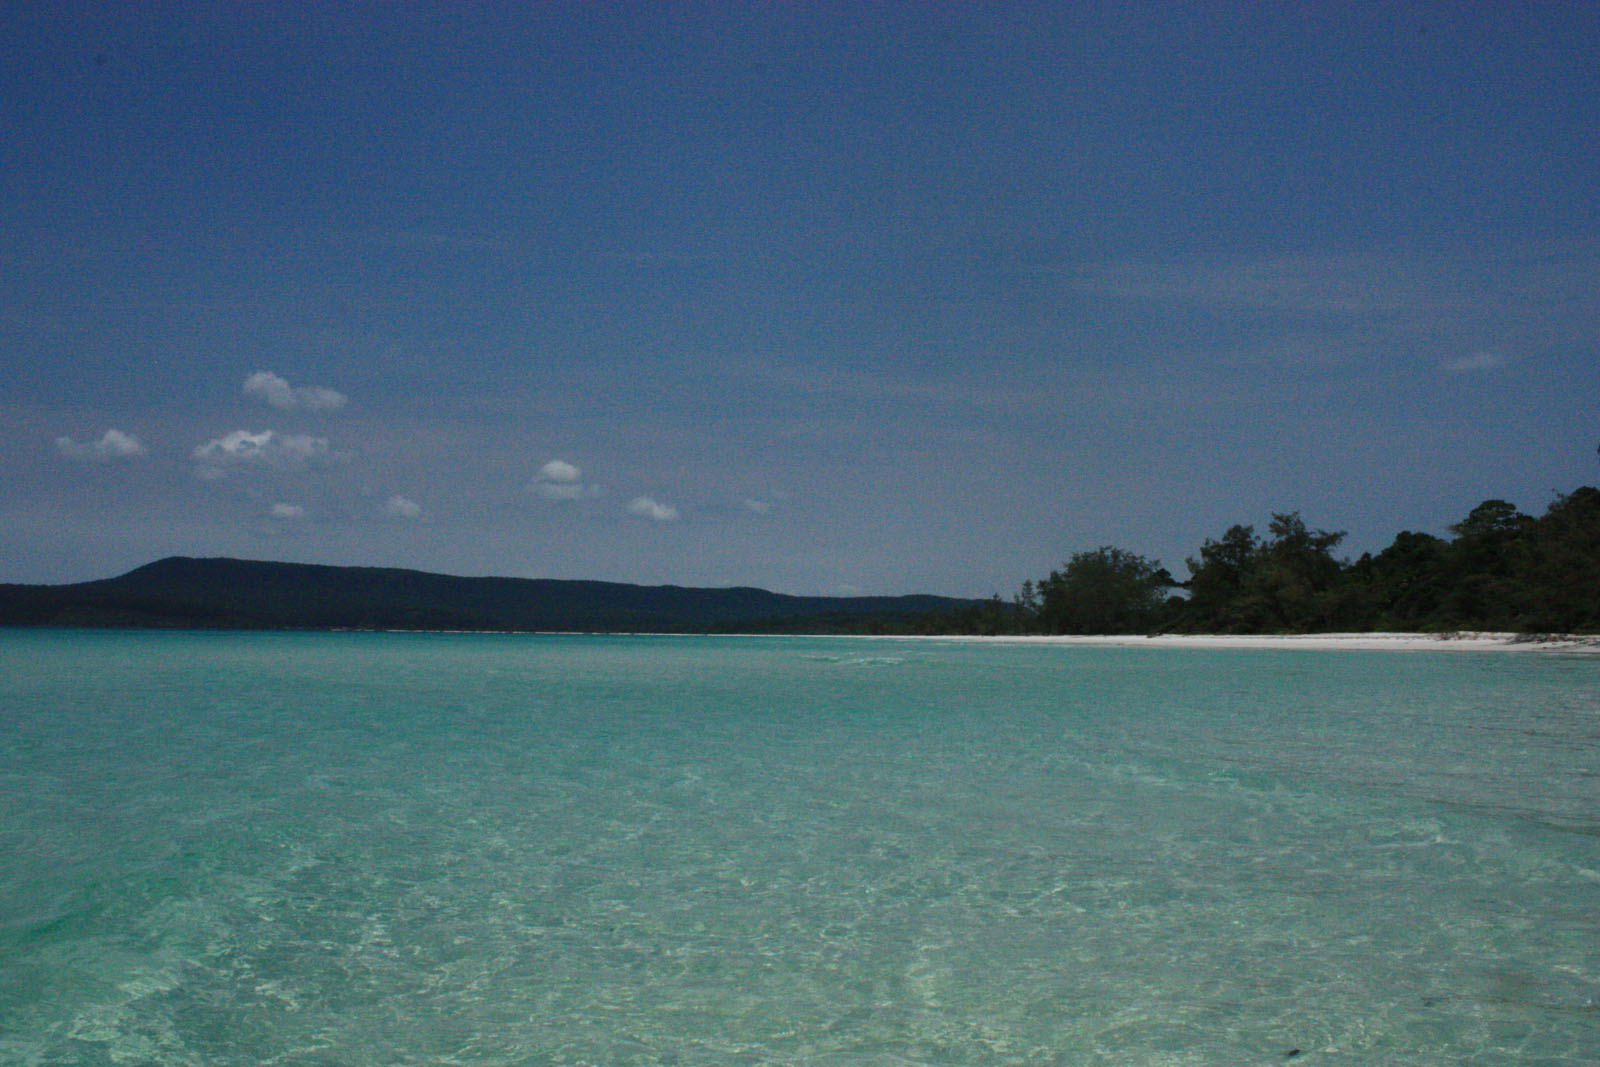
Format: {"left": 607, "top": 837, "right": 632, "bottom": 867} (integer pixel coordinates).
{"left": 2, "top": 630, "right": 1597, "bottom": 1065}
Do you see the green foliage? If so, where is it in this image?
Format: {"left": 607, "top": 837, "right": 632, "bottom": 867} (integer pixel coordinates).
{"left": 1035, "top": 546, "right": 1174, "bottom": 634}
{"left": 1011, "top": 486, "right": 1600, "bottom": 636}
{"left": 1428, "top": 498, "right": 1532, "bottom": 627}
{"left": 1181, "top": 524, "right": 1260, "bottom": 631}
{"left": 1174, "top": 513, "right": 1345, "bottom": 632}
{"left": 1504, "top": 487, "right": 1600, "bottom": 632}
{"left": 1449, "top": 499, "right": 1532, "bottom": 542}
{"left": 1340, "top": 531, "right": 1448, "bottom": 630}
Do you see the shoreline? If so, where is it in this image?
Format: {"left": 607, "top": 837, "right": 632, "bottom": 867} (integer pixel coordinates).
{"left": 9, "top": 627, "right": 1599, "bottom": 652}
{"left": 857, "top": 631, "right": 1600, "bottom": 653}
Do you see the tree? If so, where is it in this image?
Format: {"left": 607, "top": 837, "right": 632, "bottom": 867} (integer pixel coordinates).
{"left": 1449, "top": 498, "right": 1532, "bottom": 543}
{"left": 1340, "top": 530, "right": 1448, "bottom": 630}
{"left": 1249, "top": 512, "right": 1347, "bottom": 631}
{"left": 1437, "top": 498, "right": 1533, "bottom": 627}
{"left": 1178, "top": 514, "right": 1346, "bottom": 632}
{"left": 1513, "top": 487, "right": 1600, "bottom": 631}
{"left": 1179, "top": 524, "right": 1260, "bottom": 632}
{"left": 1012, "top": 579, "right": 1041, "bottom": 632}
{"left": 1035, "top": 546, "right": 1174, "bottom": 634}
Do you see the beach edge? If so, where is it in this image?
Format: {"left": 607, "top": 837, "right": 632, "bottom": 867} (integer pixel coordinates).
{"left": 854, "top": 632, "right": 1600, "bottom": 652}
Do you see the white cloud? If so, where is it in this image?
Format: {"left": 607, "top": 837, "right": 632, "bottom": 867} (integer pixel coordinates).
{"left": 538, "top": 459, "right": 581, "bottom": 483}
{"left": 529, "top": 458, "right": 601, "bottom": 501}
{"left": 739, "top": 489, "right": 787, "bottom": 515}
{"left": 193, "top": 430, "right": 342, "bottom": 474}
{"left": 55, "top": 428, "right": 147, "bottom": 461}
{"left": 1444, "top": 350, "right": 1507, "bottom": 373}
{"left": 270, "top": 503, "right": 306, "bottom": 520}
{"left": 383, "top": 495, "right": 423, "bottom": 520}
{"left": 628, "top": 495, "right": 680, "bottom": 522}
{"left": 244, "top": 371, "right": 347, "bottom": 412}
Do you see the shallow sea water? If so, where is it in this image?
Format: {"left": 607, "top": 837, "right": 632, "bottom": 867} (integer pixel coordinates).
{"left": 1, "top": 629, "right": 1597, "bottom": 1066}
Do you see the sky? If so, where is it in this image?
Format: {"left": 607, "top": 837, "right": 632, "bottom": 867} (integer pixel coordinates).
{"left": 3, "top": 3, "right": 1597, "bottom": 597}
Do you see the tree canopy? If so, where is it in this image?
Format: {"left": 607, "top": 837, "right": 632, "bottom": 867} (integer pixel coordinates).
{"left": 1031, "top": 546, "right": 1175, "bottom": 634}
{"left": 947, "top": 486, "right": 1600, "bottom": 636}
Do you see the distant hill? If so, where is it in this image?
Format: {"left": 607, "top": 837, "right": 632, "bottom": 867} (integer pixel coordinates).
{"left": 0, "top": 557, "right": 977, "bottom": 634}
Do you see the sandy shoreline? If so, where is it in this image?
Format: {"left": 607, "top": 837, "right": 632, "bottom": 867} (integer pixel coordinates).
{"left": 862, "top": 632, "right": 1600, "bottom": 653}
{"left": 374, "top": 629, "right": 1600, "bottom": 652}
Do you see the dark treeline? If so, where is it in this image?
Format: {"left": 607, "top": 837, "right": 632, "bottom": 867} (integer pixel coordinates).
{"left": 923, "top": 486, "right": 1600, "bottom": 636}
{"left": 5, "top": 489, "right": 1595, "bottom": 637}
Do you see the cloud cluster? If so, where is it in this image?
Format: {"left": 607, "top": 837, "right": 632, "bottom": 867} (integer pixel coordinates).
{"left": 55, "top": 428, "right": 146, "bottom": 461}
{"left": 529, "top": 459, "right": 602, "bottom": 501}
{"left": 244, "top": 371, "right": 347, "bottom": 412}
{"left": 627, "top": 495, "right": 680, "bottom": 522}
{"left": 529, "top": 458, "right": 681, "bottom": 521}
{"left": 52, "top": 379, "right": 707, "bottom": 542}
{"left": 193, "top": 430, "right": 341, "bottom": 474}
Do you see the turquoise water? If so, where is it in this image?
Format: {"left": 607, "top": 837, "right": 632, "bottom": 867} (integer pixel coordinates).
{"left": 2, "top": 631, "right": 1597, "bottom": 1066}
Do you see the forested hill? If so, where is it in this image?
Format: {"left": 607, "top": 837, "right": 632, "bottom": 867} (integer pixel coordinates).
{"left": 0, "top": 557, "right": 975, "bottom": 633}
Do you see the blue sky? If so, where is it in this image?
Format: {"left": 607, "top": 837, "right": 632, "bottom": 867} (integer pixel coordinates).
{"left": 4, "top": 3, "right": 1597, "bottom": 595}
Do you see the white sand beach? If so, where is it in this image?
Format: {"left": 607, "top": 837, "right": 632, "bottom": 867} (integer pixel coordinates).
{"left": 891, "top": 632, "right": 1600, "bottom": 653}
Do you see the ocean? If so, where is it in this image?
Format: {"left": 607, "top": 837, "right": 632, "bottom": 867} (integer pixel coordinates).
{"left": 2, "top": 629, "right": 1596, "bottom": 1065}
